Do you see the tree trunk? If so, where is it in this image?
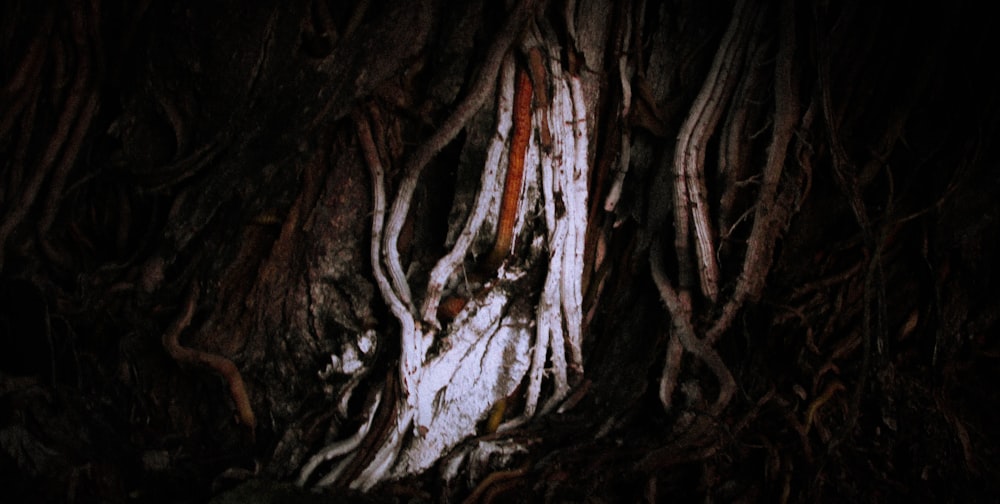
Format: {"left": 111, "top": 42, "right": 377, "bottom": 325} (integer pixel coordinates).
{"left": 2, "top": 0, "right": 998, "bottom": 501}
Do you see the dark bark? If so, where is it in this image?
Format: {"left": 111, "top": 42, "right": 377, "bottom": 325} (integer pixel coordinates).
{"left": 2, "top": 0, "right": 998, "bottom": 501}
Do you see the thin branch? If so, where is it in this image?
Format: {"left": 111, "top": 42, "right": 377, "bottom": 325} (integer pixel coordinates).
{"left": 650, "top": 241, "right": 735, "bottom": 416}
{"left": 0, "top": 6, "right": 93, "bottom": 269}
{"left": 161, "top": 283, "right": 257, "bottom": 438}
{"left": 39, "top": 90, "right": 98, "bottom": 235}
{"left": 707, "top": 0, "right": 800, "bottom": 345}
{"left": 3, "top": 84, "right": 41, "bottom": 209}
{"left": 671, "top": 0, "right": 754, "bottom": 301}
{"left": 562, "top": 74, "right": 590, "bottom": 372}
{"left": 350, "top": 408, "right": 415, "bottom": 491}
{"left": 354, "top": 111, "right": 421, "bottom": 416}
{"left": 717, "top": 10, "right": 769, "bottom": 236}
{"left": 603, "top": 3, "right": 633, "bottom": 213}
{"left": 298, "top": 388, "right": 382, "bottom": 487}
{"left": 0, "top": 11, "right": 52, "bottom": 141}
{"left": 659, "top": 331, "right": 684, "bottom": 410}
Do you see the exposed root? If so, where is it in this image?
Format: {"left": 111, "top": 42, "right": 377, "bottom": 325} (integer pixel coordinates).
{"left": 161, "top": 283, "right": 257, "bottom": 439}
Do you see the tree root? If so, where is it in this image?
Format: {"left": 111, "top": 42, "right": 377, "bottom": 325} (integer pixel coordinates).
{"left": 161, "top": 283, "right": 257, "bottom": 439}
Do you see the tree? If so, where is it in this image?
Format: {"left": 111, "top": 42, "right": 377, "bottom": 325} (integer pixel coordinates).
{"left": 2, "top": 0, "right": 998, "bottom": 501}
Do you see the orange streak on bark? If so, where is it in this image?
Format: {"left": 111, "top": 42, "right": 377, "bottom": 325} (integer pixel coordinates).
{"left": 439, "top": 67, "right": 533, "bottom": 325}
{"left": 486, "top": 67, "right": 533, "bottom": 271}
